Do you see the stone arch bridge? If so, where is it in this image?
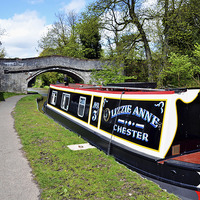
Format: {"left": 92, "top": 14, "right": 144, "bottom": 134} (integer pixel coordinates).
{"left": 0, "top": 56, "right": 103, "bottom": 93}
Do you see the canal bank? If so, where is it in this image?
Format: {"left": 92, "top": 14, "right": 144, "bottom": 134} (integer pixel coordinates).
{"left": 0, "top": 95, "right": 40, "bottom": 200}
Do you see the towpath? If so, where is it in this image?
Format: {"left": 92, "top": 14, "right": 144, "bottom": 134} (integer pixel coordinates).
{"left": 0, "top": 95, "right": 40, "bottom": 200}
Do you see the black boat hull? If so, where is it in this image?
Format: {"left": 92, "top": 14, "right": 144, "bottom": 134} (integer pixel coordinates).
{"left": 45, "top": 104, "right": 200, "bottom": 192}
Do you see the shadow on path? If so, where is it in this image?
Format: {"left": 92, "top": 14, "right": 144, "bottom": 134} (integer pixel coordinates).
{"left": 0, "top": 92, "right": 5, "bottom": 101}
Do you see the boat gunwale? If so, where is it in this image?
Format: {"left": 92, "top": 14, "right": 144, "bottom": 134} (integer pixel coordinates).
{"left": 50, "top": 84, "right": 177, "bottom": 95}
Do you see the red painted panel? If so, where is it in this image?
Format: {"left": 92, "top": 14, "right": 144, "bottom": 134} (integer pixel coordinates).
{"left": 173, "top": 152, "right": 200, "bottom": 164}
{"left": 195, "top": 191, "right": 200, "bottom": 200}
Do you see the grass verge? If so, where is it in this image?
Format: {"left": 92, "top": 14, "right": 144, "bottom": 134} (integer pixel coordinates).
{"left": 13, "top": 95, "right": 179, "bottom": 200}
{"left": 0, "top": 92, "right": 24, "bottom": 101}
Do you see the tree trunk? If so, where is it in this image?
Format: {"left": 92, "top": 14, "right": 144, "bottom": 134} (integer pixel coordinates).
{"left": 130, "top": 1, "right": 153, "bottom": 82}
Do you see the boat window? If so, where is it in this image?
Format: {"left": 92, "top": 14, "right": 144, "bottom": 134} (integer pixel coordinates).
{"left": 61, "top": 93, "right": 70, "bottom": 111}
{"left": 78, "top": 96, "right": 86, "bottom": 117}
{"left": 50, "top": 90, "right": 58, "bottom": 105}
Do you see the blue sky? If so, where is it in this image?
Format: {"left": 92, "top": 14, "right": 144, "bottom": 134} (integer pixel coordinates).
{"left": 0, "top": 0, "right": 95, "bottom": 58}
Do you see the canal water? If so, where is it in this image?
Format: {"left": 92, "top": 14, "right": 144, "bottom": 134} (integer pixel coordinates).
{"left": 27, "top": 87, "right": 49, "bottom": 96}
{"left": 28, "top": 88, "right": 48, "bottom": 113}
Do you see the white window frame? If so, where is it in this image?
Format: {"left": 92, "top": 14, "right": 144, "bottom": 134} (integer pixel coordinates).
{"left": 50, "top": 91, "right": 58, "bottom": 105}
{"left": 61, "top": 93, "right": 70, "bottom": 111}
{"left": 77, "top": 96, "right": 86, "bottom": 117}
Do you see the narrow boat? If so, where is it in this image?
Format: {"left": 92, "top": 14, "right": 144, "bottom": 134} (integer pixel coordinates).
{"left": 43, "top": 83, "right": 200, "bottom": 198}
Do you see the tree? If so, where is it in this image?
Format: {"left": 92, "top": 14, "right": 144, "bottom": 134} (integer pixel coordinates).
{"left": 163, "top": 44, "right": 200, "bottom": 87}
{"left": 89, "top": 0, "right": 153, "bottom": 81}
{"left": 76, "top": 13, "right": 102, "bottom": 59}
{"left": 162, "top": 0, "right": 200, "bottom": 56}
{"left": 143, "top": 0, "right": 200, "bottom": 87}
{"left": 0, "top": 28, "right": 6, "bottom": 58}
{"left": 90, "top": 48, "right": 136, "bottom": 85}
{"left": 90, "top": 59, "right": 136, "bottom": 85}
{"left": 91, "top": 64, "right": 125, "bottom": 85}
{"left": 34, "top": 72, "right": 65, "bottom": 88}
{"left": 0, "top": 45, "right": 6, "bottom": 58}
{"left": 38, "top": 11, "right": 81, "bottom": 57}
{"left": 62, "top": 34, "right": 83, "bottom": 58}
{"left": 62, "top": 11, "right": 84, "bottom": 58}
{"left": 39, "top": 11, "right": 102, "bottom": 60}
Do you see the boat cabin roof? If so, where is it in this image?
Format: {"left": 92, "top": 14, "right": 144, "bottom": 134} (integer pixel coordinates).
{"left": 51, "top": 83, "right": 188, "bottom": 95}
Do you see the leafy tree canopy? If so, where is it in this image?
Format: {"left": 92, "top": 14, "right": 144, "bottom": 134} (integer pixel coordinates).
{"left": 163, "top": 43, "right": 200, "bottom": 87}
{"left": 38, "top": 11, "right": 102, "bottom": 59}
{"left": 165, "top": 0, "right": 200, "bottom": 55}
{"left": 36, "top": 0, "right": 200, "bottom": 88}
{"left": 76, "top": 13, "right": 102, "bottom": 59}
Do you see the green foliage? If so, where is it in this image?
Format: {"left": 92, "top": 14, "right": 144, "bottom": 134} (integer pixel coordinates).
{"left": 34, "top": 72, "right": 65, "bottom": 88}
{"left": 91, "top": 56, "right": 136, "bottom": 85}
{"left": 89, "top": 0, "right": 153, "bottom": 80}
{"left": 193, "top": 43, "right": 200, "bottom": 61}
{"left": 163, "top": 44, "right": 200, "bottom": 87}
{"left": 39, "top": 48, "right": 59, "bottom": 57}
{"left": 0, "top": 47, "right": 6, "bottom": 58}
{"left": 125, "top": 59, "right": 149, "bottom": 82}
{"left": 36, "top": 0, "right": 200, "bottom": 87}
{"left": 158, "top": 0, "right": 200, "bottom": 56}
{"left": 0, "top": 27, "right": 6, "bottom": 58}
{"left": 13, "top": 95, "right": 179, "bottom": 199}
{"left": 62, "top": 35, "right": 84, "bottom": 58}
{"left": 77, "top": 14, "right": 102, "bottom": 59}
{"left": 38, "top": 12, "right": 82, "bottom": 58}
{"left": 166, "top": 53, "right": 193, "bottom": 87}
{"left": 90, "top": 29, "right": 141, "bottom": 85}
{"left": 38, "top": 11, "right": 102, "bottom": 60}
{"left": 91, "top": 64, "right": 125, "bottom": 85}
{"left": 0, "top": 92, "right": 24, "bottom": 101}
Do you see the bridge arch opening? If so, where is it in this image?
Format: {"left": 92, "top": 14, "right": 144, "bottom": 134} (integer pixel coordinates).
{"left": 27, "top": 68, "right": 84, "bottom": 88}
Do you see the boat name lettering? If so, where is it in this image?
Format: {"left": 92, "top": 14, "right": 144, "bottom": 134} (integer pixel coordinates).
{"left": 111, "top": 105, "right": 132, "bottom": 118}
{"left": 113, "top": 124, "right": 148, "bottom": 142}
{"left": 132, "top": 106, "right": 160, "bottom": 128}
{"left": 111, "top": 105, "right": 161, "bottom": 129}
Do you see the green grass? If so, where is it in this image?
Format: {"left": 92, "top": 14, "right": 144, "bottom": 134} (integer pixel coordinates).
{"left": 13, "top": 95, "right": 180, "bottom": 200}
{"left": 0, "top": 92, "right": 25, "bottom": 101}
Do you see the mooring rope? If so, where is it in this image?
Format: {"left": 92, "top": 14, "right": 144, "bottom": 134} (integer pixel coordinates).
{"left": 107, "top": 91, "right": 125, "bottom": 155}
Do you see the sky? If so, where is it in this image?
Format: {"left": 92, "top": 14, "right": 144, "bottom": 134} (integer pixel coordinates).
{"left": 0, "top": 0, "right": 156, "bottom": 58}
{"left": 0, "top": 0, "right": 94, "bottom": 58}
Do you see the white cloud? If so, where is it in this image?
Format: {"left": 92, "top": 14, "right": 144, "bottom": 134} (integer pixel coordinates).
{"left": 62, "top": 0, "right": 86, "bottom": 13}
{"left": 142, "top": 0, "right": 157, "bottom": 9}
{"left": 0, "top": 10, "right": 48, "bottom": 58}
